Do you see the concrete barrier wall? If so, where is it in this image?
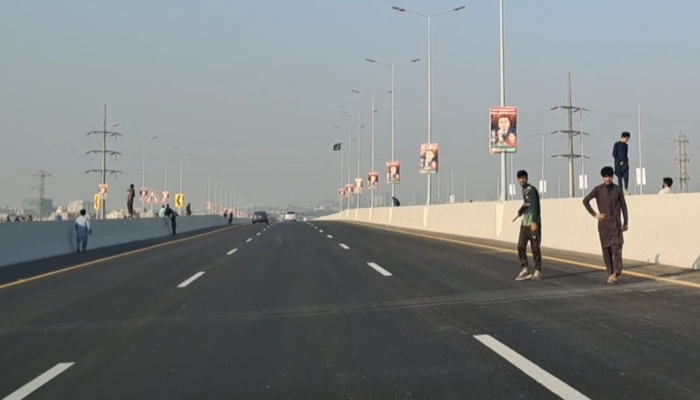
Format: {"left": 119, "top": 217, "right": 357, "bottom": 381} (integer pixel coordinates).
{"left": 322, "top": 194, "right": 700, "bottom": 269}
{"left": 0, "top": 215, "right": 239, "bottom": 268}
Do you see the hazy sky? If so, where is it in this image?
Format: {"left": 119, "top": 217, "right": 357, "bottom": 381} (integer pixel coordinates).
{"left": 2, "top": 0, "right": 699, "bottom": 210}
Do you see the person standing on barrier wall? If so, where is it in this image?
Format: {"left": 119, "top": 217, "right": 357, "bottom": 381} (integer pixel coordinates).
{"left": 126, "top": 184, "right": 135, "bottom": 219}
{"left": 583, "top": 166, "right": 629, "bottom": 284}
{"left": 612, "top": 131, "right": 631, "bottom": 195}
{"left": 75, "top": 209, "right": 91, "bottom": 253}
{"left": 513, "top": 170, "right": 542, "bottom": 282}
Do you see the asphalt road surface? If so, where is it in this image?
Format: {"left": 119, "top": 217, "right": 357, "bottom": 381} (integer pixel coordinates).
{"left": 1, "top": 220, "right": 700, "bottom": 399}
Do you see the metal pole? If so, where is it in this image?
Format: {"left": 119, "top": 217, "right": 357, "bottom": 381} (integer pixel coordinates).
{"left": 391, "top": 65, "right": 396, "bottom": 204}
{"left": 164, "top": 152, "right": 168, "bottom": 193}
{"left": 370, "top": 94, "right": 376, "bottom": 208}
{"left": 340, "top": 147, "right": 344, "bottom": 212}
{"left": 207, "top": 177, "right": 211, "bottom": 214}
{"left": 450, "top": 164, "right": 454, "bottom": 201}
{"left": 179, "top": 157, "right": 183, "bottom": 212}
{"left": 498, "top": 0, "right": 507, "bottom": 203}
{"left": 541, "top": 133, "right": 545, "bottom": 199}
{"left": 567, "top": 72, "right": 574, "bottom": 197}
{"left": 347, "top": 128, "right": 352, "bottom": 211}
{"left": 141, "top": 139, "right": 146, "bottom": 215}
{"left": 426, "top": 15, "right": 433, "bottom": 206}
{"left": 638, "top": 103, "right": 643, "bottom": 195}
{"left": 101, "top": 104, "right": 107, "bottom": 219}
{"left": 580, "top": 112, "right": 585, "bottom": 197}
{"left": 357, "top": 116, "right": 361, "bottom": 210}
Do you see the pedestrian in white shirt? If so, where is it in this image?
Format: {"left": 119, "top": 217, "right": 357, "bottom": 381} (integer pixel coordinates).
{"left": 659, "top": 177, "right": 674, "bottom": 195}
{"left": 75, "top": 209, "right": 92, "bottom": 253}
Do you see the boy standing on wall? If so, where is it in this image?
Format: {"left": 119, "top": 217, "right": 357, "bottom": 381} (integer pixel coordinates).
{"left": 513, "top": 170, "right": 543, "bottom": 281}
{"left": 612, "top": 131, "right": 631, "bottom": 195}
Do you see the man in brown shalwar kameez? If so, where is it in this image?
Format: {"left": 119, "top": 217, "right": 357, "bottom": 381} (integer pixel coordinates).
{"left": 583, "top": 166, "right": 629, "bottom": 284}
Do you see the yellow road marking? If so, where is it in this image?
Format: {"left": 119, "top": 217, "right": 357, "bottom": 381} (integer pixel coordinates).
{"left": 0, "top": 225, "right": 240, "bottom": 291}
{"left": 343, "top": 221, "right": 700, "bottom": 290}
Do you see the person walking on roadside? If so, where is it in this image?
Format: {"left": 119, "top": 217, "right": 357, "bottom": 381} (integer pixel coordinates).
{"left": 612, "top": 131, "right": 631, "bottom": 195}
{"left": 126, "top": 184, "right": 135, "bottom": 218}
{"left": 583, "top": 166, "right": 629, "bottom": 284}
{"left": 75, "top": 209, "right": 91, "bottom": 253}
{"left": 513, "top": 170, "right": 543, "bottom": 281}
{"left": 169, "top": 208, "right": 179, "bottom": 235}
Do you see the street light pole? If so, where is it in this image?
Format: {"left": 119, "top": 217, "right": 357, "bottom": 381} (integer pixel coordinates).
{"left": 392, "top": 5, "right": 465, "bottom": 205}
{"left": 351, "top": 90, "right": 391, "bottom": 208}
{"left": 365, "top": 58, "right": 420, "bottom": 206}
{"left": 499, "top": 0, "right": 507, "bottom": 202}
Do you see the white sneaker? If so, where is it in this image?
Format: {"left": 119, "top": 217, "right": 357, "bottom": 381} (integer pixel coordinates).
{"left": 515, "top": 269, "right": 532, "bottom": 281}
{"left": 531, "top": 270, "right": 542, "bottom": 281}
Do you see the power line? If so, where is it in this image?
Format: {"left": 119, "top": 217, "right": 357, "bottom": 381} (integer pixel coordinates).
{"left": 85, "top": 104, "right": 122, "bottom": 219}
{"left": 550, "top": 72, "right": 589, "bottom": 198}
{"left": 675, "top": 132, "right": 690, "bottom": 193}
{"left": 31, "top": 170, "right": 52, "bottom": 220}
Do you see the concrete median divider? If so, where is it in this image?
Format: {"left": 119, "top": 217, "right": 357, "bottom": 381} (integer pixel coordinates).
{"left": 322, "top": 193, "right": 700, "bottom": 270}
{"left": 0, "top": 215, "right": 240, "bottom": 268}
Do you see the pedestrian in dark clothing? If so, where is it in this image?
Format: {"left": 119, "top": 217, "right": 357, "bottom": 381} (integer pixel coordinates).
{"left": 391, "top": 196, "right": 401, "bottom": 207}
{"left": 126, "top": 184, "right": 135, "bottom": 218}
{"left": 612, "top": 132, "right": 631, "bottom": 194}
{"left": 169, "top": 209, "right": 179, "bottom": 235}
{"left": 513, "top": 170, "right": 543, "bottom": 281}
{"left": 583, "top": 166, "right": 629, "bottom": 284}
{"left": 185, "top": 203, "right": 192, "bottom": 216}
{"left": 228, "top": 212, "right": 233, "bottom": 225}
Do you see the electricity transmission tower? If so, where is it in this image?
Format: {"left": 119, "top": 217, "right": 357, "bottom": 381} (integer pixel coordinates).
{"left": 31, "top": 170, "right": 52, "bottom": 220}
{"left": 86, "top": 104, "right": 122, "bottom": 219}
{"left": 675, "top": 132, "right": 690, "bottom": 193}
{"left": 551, "top": 72, "right": 588, "bottom": 198}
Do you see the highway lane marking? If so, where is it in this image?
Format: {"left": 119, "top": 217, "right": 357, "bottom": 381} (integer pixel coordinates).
{"left": 226, "top": 248, "right": 238, "bottom": 255}
{"left": 319, "top": 229, "right": 324, "bottom": 233}
{"left": 256, "top": 232, "right": 261, "bottom": 236}
{"left": 346, "top": 222, "right": 700, "bottom": 291}
{"left": 339, "top": 244, "right": 350, "bottom": 250}
{"left": 0, "top": 225, "right": 241, "bottom": 291}
{"left": 367, "top": 262, "right": 392, "bottom": 277}
{"left": 2, "top": 362, "right": 75, "bottom": 400}
{"left": 246, "top": 238, "right": 253, "bottom": 242}
{"left": 326, "top": 235, "right": 334, "bottom": 239}
{"left": 474, "top": 334, "right": 590, "bottom": 400}
{"left": 177, "top": 271, "right": 205, "bottom": 288}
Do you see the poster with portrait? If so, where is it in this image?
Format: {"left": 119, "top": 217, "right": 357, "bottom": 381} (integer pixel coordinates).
{"left": 386, "top": 161, "right": 400, "bottom": 184}
{"left": 489, "top": 106, "right": 518, "bottom": 154}
{"left": 367, "top": 172, "right": 379, "bottom": 190}
{"left": 345, "top": 184, "right": 354, "bottom": 196}
{"left": 419, "top": 143, "right": 439, "bottom": 174}
{"left": 354, "top": 178, "right": 363, "bottom": 194}
{"left": 338, "top": 188, "right": 345, "bottom": 198}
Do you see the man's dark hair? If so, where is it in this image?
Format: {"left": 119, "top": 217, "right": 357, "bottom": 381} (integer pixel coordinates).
{"left": 130, "top": 184, "right": 134, "bottom": 188}
{"left": 663, "top": 177, "right": 673, "bottom": 187}
{"left": 516, "top": 170, "right": 528, "bottom": 178}
{"left": 601, "top": 166, "right": 615, "bottom": 177}
{"left": 621, "top": 131, "right": 631, "bottom": 138}
{"left": 80, "top": 209, "right": 86, "bottom": 216}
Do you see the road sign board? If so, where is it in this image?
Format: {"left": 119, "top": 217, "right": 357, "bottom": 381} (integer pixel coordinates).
{"left": 93, "top": 194, "right": 101, "bottom": 210}
{"left": 145, "top": 190, "right": 160, "bottom": 204}
{"left": 175, "top": 193, "right": 184, "bottom": 208}
{"left": 162, "top": 191, "right": 170, "bottom": 203}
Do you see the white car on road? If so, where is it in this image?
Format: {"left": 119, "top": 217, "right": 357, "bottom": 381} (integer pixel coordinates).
{"left": 284, "top": 211, "right": 297, "bottom": 221}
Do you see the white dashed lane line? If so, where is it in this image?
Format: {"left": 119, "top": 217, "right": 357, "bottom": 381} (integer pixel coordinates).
{"left": 339, "top": 244, "right": 350, "bottom": 250}
{"left": 177, "top": 272, "right": 205, "bottom": 288}
{"left": 226, "top": 248, "right": 238, "bottom": 255}
{"left": 474, "top": 334, "right": 591, "bottom": 400}
{"left": 2, "top": 362, "right": 75, "bottom": 400}
{"left": 367, "top": 262, "right": 393, "bottom": 277}
{"left": 326, "top": 235, "right": 333, "bottom": 239}
{"left": 246, "top": 238, "right": 253, "bottom": 243}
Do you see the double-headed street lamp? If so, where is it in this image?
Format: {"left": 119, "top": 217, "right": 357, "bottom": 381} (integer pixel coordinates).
{"left": 393, "top": 5, "right": 465, "bottom": 205}
{"left": 342, "top": 110, "right": 376, "bottom": 209}
{"left": 365, "top": 57, "right": 420, "bottom": 204}
{"left": 351, "top": 89, "right": 391, "bottom": 208}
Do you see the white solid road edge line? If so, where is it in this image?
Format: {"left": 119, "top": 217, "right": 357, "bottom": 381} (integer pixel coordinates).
{"left": 3, "top": 362, "right": 75, "bottom": 400}
{"left": 474, "top": 334, "right": 591, "bottom": 400}
{"left": 177, "top": 271, "right": 205, "bottom": 288}
{"left": 339, "top": 243, "right": 350, "bottom": 250}
{"left": 226, "top": 248, "right": 238, "bottom": 255}
{"left": 326, "top": 235, "right": 333, "bottom": 239}
{"left": 367, "top": 262, "right": 392, "bottom": 277}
